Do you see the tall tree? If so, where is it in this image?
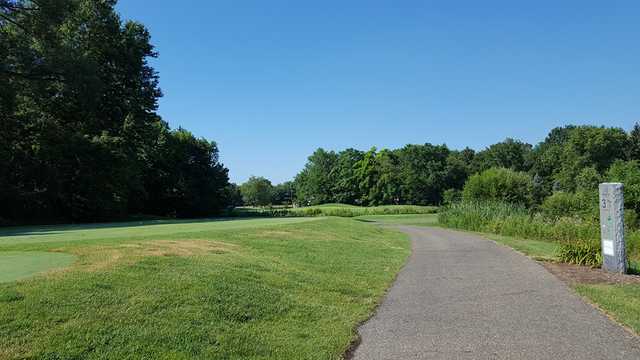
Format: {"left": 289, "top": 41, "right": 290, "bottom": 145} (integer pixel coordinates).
{"left": 294, "top": 148, "right": 338, "bottom": 205}
{"left": 332, "top": 148, "right": 364, "bottom": 204}
{"left": 240, "top": 176, "right": 273, "bottom": 207}
{"left": 628, "top": 123, "right": 640, "bottom": 161}
{"left": 1, "top": 1, "right": 230, "bottom": 223}
{"left": 472, "top": 138, "right": 532, "bottom": 173}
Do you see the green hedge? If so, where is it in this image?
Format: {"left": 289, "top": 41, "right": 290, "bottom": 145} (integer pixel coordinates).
{"left": 229, "top": 205, "right": 438, "bottom": 218}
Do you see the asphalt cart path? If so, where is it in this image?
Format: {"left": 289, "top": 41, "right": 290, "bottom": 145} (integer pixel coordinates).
{"left": 351, "top": 226, "right": 640, "bottom": 359}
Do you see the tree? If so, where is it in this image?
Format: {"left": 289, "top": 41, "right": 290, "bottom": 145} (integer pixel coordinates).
{"left": 472, "top": 138, "right": 532, "bottom": 173}
{"left": 607, "top": 160, "right": 640, "bottom": 213}
{"left": 332, "top": 148, "right": 364, "bottom": 204}
{"left": 223, "top": 183, "right": 244, "bottom": 208}
{"left": 272, "top": 181, "right": 295, "bottom": 206}
{"left": 240, "top": 177, "right": 273, "bottom": 207}
{"left": 0, "top": 1, "right": 231, "bottom": 223}
{"left": 628, "top": 123, "right": 640, "bottom": 161}
{"left": 294, "top": 149, "right": 338, "bottom": 205}
{"left": 372, "top": 149, "right": 402, "bottom": 205}
{"left": 396, "top": 144, "right": 451, "bottom": 205}
{"left": 530, "top": 125, "right": 628, "bottom": 193}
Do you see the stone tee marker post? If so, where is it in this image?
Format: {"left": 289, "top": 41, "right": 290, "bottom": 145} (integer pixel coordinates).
{"left": 599, "top": 183, "right": 626, "bottom": 274}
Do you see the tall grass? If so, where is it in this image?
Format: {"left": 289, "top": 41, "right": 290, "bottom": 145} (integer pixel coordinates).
{"left": 439, "top": 201, "right": 640, "bottom": 264}
{"left": 229, "top": 205, "right": 438, "bottom": 218}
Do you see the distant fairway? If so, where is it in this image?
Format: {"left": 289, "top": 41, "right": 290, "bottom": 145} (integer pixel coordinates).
{"left": 0, "top": 217, "right": 409, "bottom": 359}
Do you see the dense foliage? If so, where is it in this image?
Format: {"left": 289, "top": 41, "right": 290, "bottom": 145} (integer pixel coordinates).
{"left": 462, "top": 168, "right": 533, "bottom": 206}
{"left": 294, "top": 145, "right": 469, "bottom": 206}
{"left": 438, "top": 201, "right": 640, "bottom": 266}
{"left": 0, "top": 0, "right": 231, "bottom": 224}
{"left": 293, "top": 124, "right": 640, "bottom": 211}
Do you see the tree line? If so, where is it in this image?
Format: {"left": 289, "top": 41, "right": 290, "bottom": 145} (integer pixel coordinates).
{"left": 254, "top": 124, "right": 640, "bottom": 211}
{"left": 1, "top": 0, "right": 232, "bottom": 224}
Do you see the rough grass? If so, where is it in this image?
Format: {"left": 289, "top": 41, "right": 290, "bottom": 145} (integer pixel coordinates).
{"left": 438, "top": 201, "right": 640, "bottom": 263}
{"left": 0, "top": 217, "right": 410, "bottom": 359}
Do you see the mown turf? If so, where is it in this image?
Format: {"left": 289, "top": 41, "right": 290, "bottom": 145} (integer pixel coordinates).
{"left": 575, "top": 284, "right": 640, "bottom": 334}
{"left": 482, "top": 234, "right": 559, "bottom": 261}
{"left": 0, "top": 217, "right": 410, "bottom": 359}
{"left": 0, "top": 252, "right": 76, "bottom": 283}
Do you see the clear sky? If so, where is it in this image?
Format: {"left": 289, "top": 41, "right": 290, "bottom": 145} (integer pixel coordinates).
{"left": 116, "top": 1, "right": 639, "bottom": 184}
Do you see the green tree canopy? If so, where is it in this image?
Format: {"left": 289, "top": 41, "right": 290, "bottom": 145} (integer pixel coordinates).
{"left": 472, "top": 138, "right": 532, "bottom": 173}
{"left": 240, "top": 176, "right": 274, "bottom": 207}
{"left": 1, "top": 1, "right": 230, "bottom": 223}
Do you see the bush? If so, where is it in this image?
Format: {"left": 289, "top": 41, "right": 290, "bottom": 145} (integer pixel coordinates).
{"left": 626, "top": 209, "right": 639, "bottom": 231}
{"left": 556, "top": 240, "right": 602, "bottom": 267}
{"left": 540, "top": 191, "right": 595, "bottom": 220}
{"left": 462, "top": 168, "right": 534, "bottom": 206}
{"left": 228, "top": 205, "right": 438, "bottom": 218}
{"left": 442, "top": 189, "right": 462, "bottom": 205}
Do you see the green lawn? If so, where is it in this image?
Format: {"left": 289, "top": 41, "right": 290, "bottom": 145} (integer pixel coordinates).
{"left": 482, "top": 234, "right": 559, "bottom": 261}
{"left": 0, "top": 252, "right": 76, "bottom": 284}
{"left": 575, "top": 284, "right": 640, "bottom": 333}
{"left": 0, "top": 217, "right": 410, "bottom": 359}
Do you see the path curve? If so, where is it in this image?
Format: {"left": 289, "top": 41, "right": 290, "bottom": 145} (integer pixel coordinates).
{"left": 351, "top": 226, "right": 640, "bottom": 359}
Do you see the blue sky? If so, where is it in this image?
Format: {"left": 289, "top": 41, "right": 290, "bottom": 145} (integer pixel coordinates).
{"left": 116, "top": 1, "right": 639, "bottom": 184}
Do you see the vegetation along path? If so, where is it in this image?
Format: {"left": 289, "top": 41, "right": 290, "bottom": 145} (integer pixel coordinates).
{"left": 351, "top": 226, "right": 640, "bottom": 360}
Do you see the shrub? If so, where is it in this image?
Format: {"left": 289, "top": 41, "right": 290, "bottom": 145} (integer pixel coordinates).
{"left": 540, "top": 191, "right": 595, "bottom": 220}
{"left": 462, "top": 168, "right": 534, "bottom": 206}
{"left": 626, "top": 209, "right": 640, "bottom": 231}
{"left": 442, "top": 189, "right": 462, "bottom": 205}
{"left": 556, "top": 239, "right": 602, "bottom": 267}
{"left": 228, "top": 205, "right": 438, "bottom": 218}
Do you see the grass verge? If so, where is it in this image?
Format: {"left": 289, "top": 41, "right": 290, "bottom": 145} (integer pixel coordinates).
{"left": 0, "top": 217, "right": 410, "bottom": 359}
{"left": 575, "top": 284, "right": 640, "bottom": 334}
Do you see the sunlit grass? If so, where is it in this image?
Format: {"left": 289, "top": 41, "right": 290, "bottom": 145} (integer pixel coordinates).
{"left": 0, "top": 217, "right": 410, "bottom": 359}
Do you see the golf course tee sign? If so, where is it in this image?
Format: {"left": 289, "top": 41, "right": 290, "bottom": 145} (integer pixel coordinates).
{"left": 599, "top": 183, "right": 626, "bottom": 273}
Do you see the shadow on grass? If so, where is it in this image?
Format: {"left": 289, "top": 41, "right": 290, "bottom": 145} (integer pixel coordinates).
{"left": 0, "top": 216, "right": 278, "bottom": 237}
{"left": 353, "top": 219, "right": 377, "bottom": 223}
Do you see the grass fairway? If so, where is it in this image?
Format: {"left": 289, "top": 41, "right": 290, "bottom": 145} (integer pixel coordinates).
{"left": 0, "top": 217, "right": 409, "bottom": 359}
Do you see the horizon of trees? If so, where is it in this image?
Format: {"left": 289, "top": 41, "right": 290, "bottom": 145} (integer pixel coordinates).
{"left": 1, "top": 0, "right": 232, "bottom": 225}
{"left": 264, "top": 124, "right": 640, "bottom": 209}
